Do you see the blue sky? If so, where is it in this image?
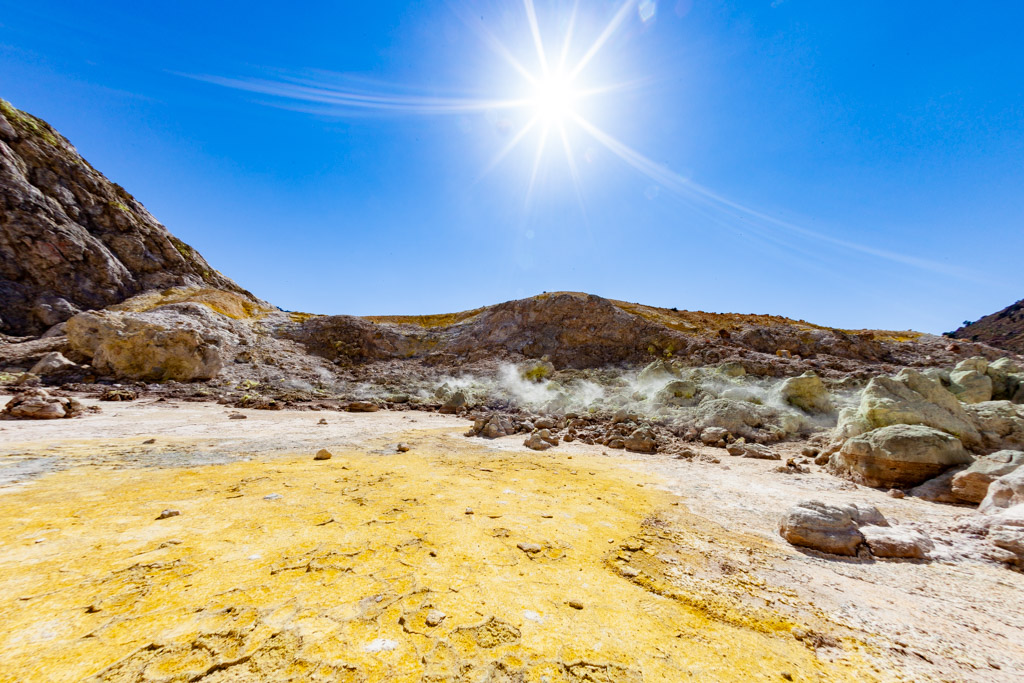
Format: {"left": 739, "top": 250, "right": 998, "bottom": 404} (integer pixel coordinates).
{"left": 1, "top": 1, "right": 1021, "bottom": 333}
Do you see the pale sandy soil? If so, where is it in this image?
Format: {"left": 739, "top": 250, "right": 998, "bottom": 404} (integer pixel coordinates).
{"left": 0, "top": 397, "right": 1021, "bottom": 682}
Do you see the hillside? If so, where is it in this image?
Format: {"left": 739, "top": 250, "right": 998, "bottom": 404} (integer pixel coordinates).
{"left": 953, "top": 298, "right": 1024, "bottom": 353}
{"left": 0, "top": 98, "right": 254, "bottom": 336}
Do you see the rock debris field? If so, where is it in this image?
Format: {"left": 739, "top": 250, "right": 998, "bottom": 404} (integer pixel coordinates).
{"left": 0, "top": 398, "right": 1021, "bottom": 682}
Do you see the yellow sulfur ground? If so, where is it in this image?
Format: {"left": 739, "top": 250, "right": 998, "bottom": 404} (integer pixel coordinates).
{"left": 0, "top": 430, "right": 889, "bottom": 682}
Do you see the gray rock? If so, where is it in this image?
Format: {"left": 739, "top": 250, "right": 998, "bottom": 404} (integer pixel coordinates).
{"left": 28, "top": 351, "right": 80, "bottom": 379}
{"left": 950, "top": 368, "right": 993, "bottom": 404}
{"left": 778, "top": 372, "right": 834, "bottom": 414}
{"left": 987, "top": 358, "right": 1022, "bottom": 401}
{"left": 829, "top": 424, "right": 973, "bottom": 488}
{"left": 700, "top": 426, "right": 730, "bottom": 445}
{"left": 693, "top": 398, "right": 780, "bottom": 439}
{"left": 624, "top": 427, "right": 657, "bottom": 454}
{"left": 951, "top": 450, "right": 1024, "bottom": 504}
{"left": 860, "top": 525, "right": 933, "bottom": 559}
{"left": 835, "top": 369, "right": 982, "bottom": 449}
{"left": 67, "top": 304, "right": 237, "bottom": 381}
{"left": 0, "top": 99, "right": 254, "bottom": 336}
{"left": 424, "top": 609, "right": 446, "bottom": 627}
{"left": 965, "top": 401, "right": 1024, "bottom": 451}
{"left": 909, "top": 465, "right": 970, "bottom": 504}
{"left": 980, "top": 468, "right": 1024, "bottom": 514}
{"left": 778, "top": 500, "right": 864, "bottom": 556}
{"left": 439, "top": 391, "right": 468, "bottom": 414}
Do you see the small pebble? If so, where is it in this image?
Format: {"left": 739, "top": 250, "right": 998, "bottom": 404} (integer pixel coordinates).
{"left": 396, "top": 443, "right": 411, "bottom": 452}
{"left": 425, "top": 609, "right": 446, "bottom": 627}
{"left": 465, "top": 507, "right": 474, "bottom": 515}
{"left": 517, "top": 542, "right": 542, "bottom": 554}
{"left": 157, "top": 509, "right": 180, "bottom": 520}
{"left": 263, "top": 493, "right": 282, "bottom": 501}
{"left": 229, "top": 413, "right": 247, "bottom": 420}
{"left": 142, "top": 438, "right": 156, "bottom": 445}
{"left": 621, "top": 566, "right": 640, "bottom": 578}
{"left": 782, "top": 674, "right": 793, "bottom": 681}
{"left": 568, "top": 600, "right": 584, "bottom": 610}
{"left": 887, "top": 489, "right": 905, "bottom": 499}
{"left": 314, "top": 449, "right": 332, "bottom": 460}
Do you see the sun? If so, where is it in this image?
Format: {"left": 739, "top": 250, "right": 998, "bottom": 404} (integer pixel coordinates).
{"left": 530, "top": 70, "right": 578, "bottom": 124}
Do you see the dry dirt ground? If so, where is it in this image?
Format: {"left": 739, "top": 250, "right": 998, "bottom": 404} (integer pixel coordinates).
{"left": 1, "top": 398, "right": 1021, "bottom": 682}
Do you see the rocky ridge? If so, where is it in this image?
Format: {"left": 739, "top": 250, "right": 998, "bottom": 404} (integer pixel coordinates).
{"left": 0, "top": 98, "right": 256, "bottom": 336}
{"left": 953, "top": 297, "right": 1024, "bottom": 354}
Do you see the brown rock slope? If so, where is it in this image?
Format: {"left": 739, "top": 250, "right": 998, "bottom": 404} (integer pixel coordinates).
{"left": 953, "top": 298, "right": 1024, "bottom": 354}
{"left": 287, "top": 291, "right": 1001, "bottom": 377}
{"left": 0, "top": 98, "right": 253, "bottom": 336}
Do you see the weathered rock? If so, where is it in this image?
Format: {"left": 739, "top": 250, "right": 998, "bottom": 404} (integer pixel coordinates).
{"left": 700, "top": 426, "right": 729, "bottom": 446}
{"left": 99, "top": 388, "right": 136, "bottom": 402}
{"left": 835, "top": 369, "right": 982, "bottom": 449}
{"left": 439, "top": 390, "right": 468, "bottom": 414}
{"left": 693, "top": 399, "right": 780, "bottom": 440}
{"left": 908, "top": 466, "right": 969, "bottom": 504}
{"left": 778, "top": 501, "right": 864, "bottom": 556}
{"left": 987, "top": 358, "right": 1022, "bottom": 400}
{"left": 951, "top": 450, "right": 1024, "bottom": 504}
{"left": 624, "top": 427, "right": 657, "bottom": 454}
{"left": 727, "top": 443, "right": 780, "bottom": 460}
{"left": 0, "top": 98, "right": 254, "bottom": 336}
{"left": 66, "top": 304, "right": 236, "bottom": 381}
{"left": 950, "top": 365, "right": 993, "bottom": 404}
{"left": 346, "top": 401, "right": 379, "bottom": 413}
{"left": 829, "top": 424, "right": 973, "bottom": 488}
{"left": 1, "top": 388, "right": 81, "bottom": 419}
{"left": 424, "top": 609, "right": 446, "bottom": 627}
{"left": 28, "top": 351, "right": 81, "bottom": 379}
{"left": 637, "top": 359, "right": 679, "bottom": 385}
{"left": 314, "top": 449, "right": 332, "bottom": 461}
{"left": 778, "top": 372, "right": 834, "bottom": 414}
{"left": 524, "top": 430, "right": 556, "bottom": 451}
{"left": 979, "top": 468, "right": 1024, "bottom": 514}
{"left": 157, "top": 509, "right": 180, "bottom": 520}
{"left": 860, "top": 525, "right": 933, "bottom": 559}
{"left": 965, "top": 401, "right": 1024, "bottom": 451}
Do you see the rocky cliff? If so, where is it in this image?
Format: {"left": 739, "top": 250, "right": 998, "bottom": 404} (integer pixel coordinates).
{"left": 952, "top": 298, "right": 1024, "bottom": 354}
{"left": 0, "top": 98, "right": 251, "bottom": 336}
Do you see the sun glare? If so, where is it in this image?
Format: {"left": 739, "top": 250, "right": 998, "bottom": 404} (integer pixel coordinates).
{"left": 531, "top": 71, "right": 578, "bottom": 123}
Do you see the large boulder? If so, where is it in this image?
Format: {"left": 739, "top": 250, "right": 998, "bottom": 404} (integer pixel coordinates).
{"left": 979, "top": 468, "right": 1024, "bottom": 514}
{"left": 692, "top": 398, "right": 781, "bottom": 440}
{"left": 835, "top": 369, "right": 982, "bottom": 449}
{"left": 66, "top": 303, "right": 238, "bottom": 381}
{"left": 778, "top": 501, "right": 864, "bottom": 556}
{"left": 951, "top": 450, "right": 1024, "bottom": 504}
{"left": 950, "top": 357, "right": 993, "bottom": 404}
{"left": 778, "top": 500, "right": 886, "bottom": 556}
{"left": 964, "top": 401, "right": 1024, "bottom": 451}
{"left": 829, "top": 424, "right": 973, "bottom": 488}
{"left": 777, "top": 371, "right": 834, "bottom": 414}
{"left": 987, "top": 358, "right": 1022, "bottom": 401}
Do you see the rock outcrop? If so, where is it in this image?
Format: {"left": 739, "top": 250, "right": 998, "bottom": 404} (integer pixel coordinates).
{"left": 829, "top": 424, "right": 973, "bottom": 488}
{"left": 66, "top": 303, "right": 243, "bottom": 381}
{"left": 951, "top": 450, "right": 1024, "bottom": 504}
{"left": 835, "top": 369, "right": 982, "bottom": 449}
{"left": 777, "top": 371, "right": 834, "bottom": 414}
{"left": 952, "top": 298, "right": 1024, "bottom": 354}
{"left": 0, "top": 98, "right": 252, "bottom": 336}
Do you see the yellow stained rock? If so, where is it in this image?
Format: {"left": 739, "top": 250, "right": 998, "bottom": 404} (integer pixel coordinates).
{"left": 0, "top": 431, "right": 886, "bottom": 682}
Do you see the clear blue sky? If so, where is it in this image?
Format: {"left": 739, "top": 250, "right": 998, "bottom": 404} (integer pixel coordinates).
{"left": 2, "top": 1, "right": 1021, "bottom": 333}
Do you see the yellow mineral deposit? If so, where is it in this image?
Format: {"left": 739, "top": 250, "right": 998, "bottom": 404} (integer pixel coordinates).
{"left": 0, "top": 428, "right": 889, "bottom": 682}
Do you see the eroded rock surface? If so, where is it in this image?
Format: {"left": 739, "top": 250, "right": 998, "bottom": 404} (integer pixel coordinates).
{"left": 830, "top": 424, "right": 973, "bottom": 488}
{"left": 0, "top": 99, "right": 252, "bottom": 336}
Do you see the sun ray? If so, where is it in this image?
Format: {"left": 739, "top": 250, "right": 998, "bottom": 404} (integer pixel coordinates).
{"left": 477, "top": 115, "right": 542, "bottom": 181}
{"left": 525, "top": 121, "right": 551, "bottom": 208}
{"left": 523, "top": 0, "right": 550, "bottom": 76}
{"left": 558, "top": 0, "right": 580, "bottom": 72}
{"left": 569, "top": 0, "right": 637, "bottom": 80}
{"left": 558, "top": 120, "right": 588, "bottom": 220}
{"left": 447, "top": 2, "right": 539, "bottom": 86}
